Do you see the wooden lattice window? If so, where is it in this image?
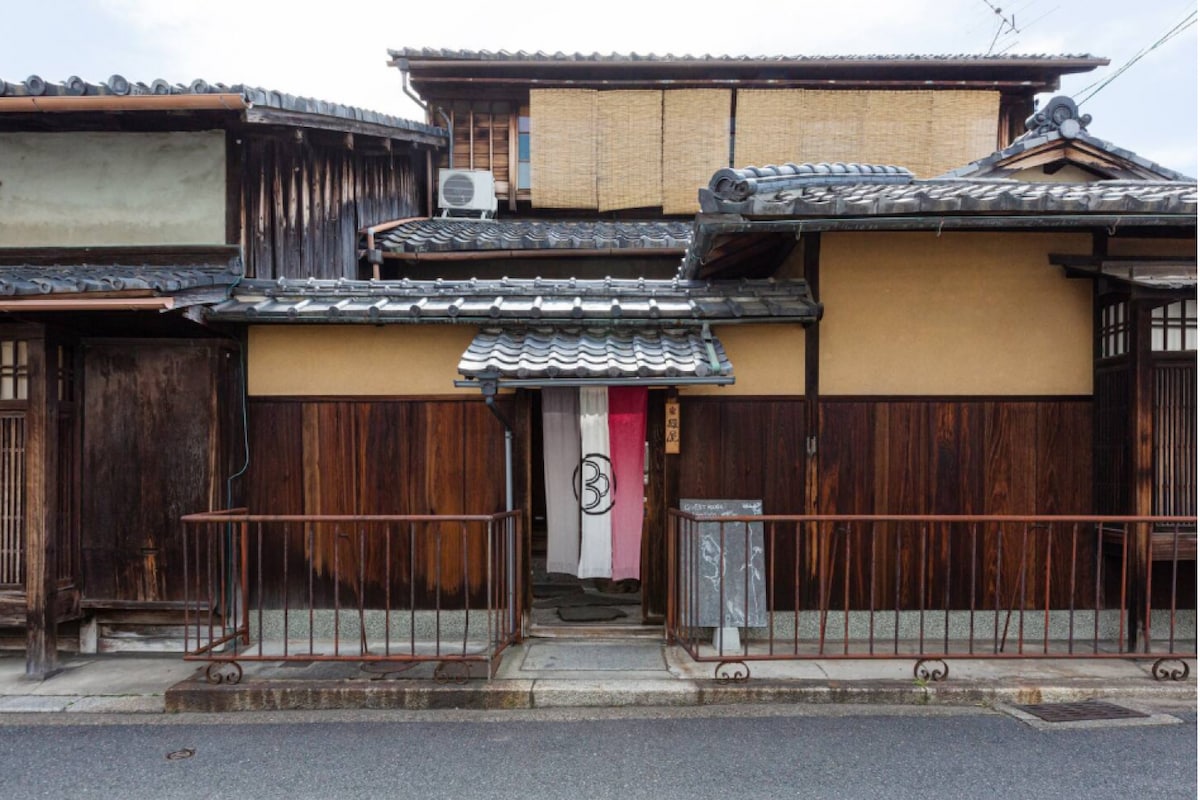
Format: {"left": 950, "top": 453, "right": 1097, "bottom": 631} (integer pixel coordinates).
{"left": 0, "top": 412, "right": 25, "bottom": 587}
{"left": 1098, "top": 298, "right": 1131, "bottom": 359}
{"left": 1150, "top": 298, "right": 1198, "bottom": 352}
{"left": 0, "top": 340, "right": 28, "bottom": 401}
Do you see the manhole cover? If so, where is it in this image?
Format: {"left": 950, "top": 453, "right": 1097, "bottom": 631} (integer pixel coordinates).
{"left": 1012, "top": 701, "right": 1150, "bottom": 723}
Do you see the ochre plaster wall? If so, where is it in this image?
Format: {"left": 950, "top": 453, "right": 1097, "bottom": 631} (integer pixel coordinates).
{"left": 680, "top": 324, "right": 806, "bottom": 396}
{"left": 0, "top": 131, "right": 226, "bottom": 246}
{"left": 248, "top": 326, "right": 479, "bottom": 396}
{"left": 819, "top": 232, "right": 1095, "bottom": 395}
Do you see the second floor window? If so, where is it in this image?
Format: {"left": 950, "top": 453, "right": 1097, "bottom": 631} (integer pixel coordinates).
{"left": 517, "top": 109, "right": 531, "bottom": 191}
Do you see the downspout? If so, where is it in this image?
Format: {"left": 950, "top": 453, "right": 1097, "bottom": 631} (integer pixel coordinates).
{"left": 480, "top": 378, "right": 517, "bottom": 633}
{"left": 397, "top": 60, "right": 453, "bottom": 169}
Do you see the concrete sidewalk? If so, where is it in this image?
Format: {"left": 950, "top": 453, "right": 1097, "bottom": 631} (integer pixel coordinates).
{"left": 1, "top": 641, "right": 1194, "bottom": 714}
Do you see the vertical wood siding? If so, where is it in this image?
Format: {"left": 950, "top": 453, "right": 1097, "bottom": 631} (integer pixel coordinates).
{"left": 675, "top": 397, "right": 1093, "bottom": 610}
{"left": 245, "top": 398, "right": 508, "bottom": 608}
{"left": 81, "top": 342, "right": 228, "bottom": 602}
{"left": 238, "top": 137, "right": 423, "bottom": 280}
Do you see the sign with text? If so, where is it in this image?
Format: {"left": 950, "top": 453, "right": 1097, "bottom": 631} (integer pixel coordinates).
{"left": 679, "top": 499, "right": 767, "bottom": 628}
{"left": 664, "top": 398, "right": 680, "bottom": 454}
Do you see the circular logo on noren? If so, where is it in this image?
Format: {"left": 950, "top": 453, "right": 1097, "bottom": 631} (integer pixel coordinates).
{"left": 572, "top": 453, "right": 616, "bottom": 516}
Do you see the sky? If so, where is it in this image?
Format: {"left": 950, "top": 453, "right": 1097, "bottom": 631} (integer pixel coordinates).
{"left": 2, "top": 0, "right": 1196, "bottom": 177}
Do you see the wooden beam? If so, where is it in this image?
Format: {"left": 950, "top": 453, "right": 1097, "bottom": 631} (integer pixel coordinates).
{"left": 24, "top": 330, "right": 59, "bottom": 679}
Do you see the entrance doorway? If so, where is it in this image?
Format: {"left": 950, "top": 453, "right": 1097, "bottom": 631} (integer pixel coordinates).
{"left": 526, "top": 388, "right": 663, "bottom": 636}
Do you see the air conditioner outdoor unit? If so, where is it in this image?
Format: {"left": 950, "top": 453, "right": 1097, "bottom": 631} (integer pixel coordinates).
{"left": 438, "top": 169, "right": 498, "bottom": 218}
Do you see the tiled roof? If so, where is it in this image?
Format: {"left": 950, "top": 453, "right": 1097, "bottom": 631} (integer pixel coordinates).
{"left": 376, "top": 219, "right": 692, "bottom": 254}
{"left": 0, "top": 75, "right": 444, "bottom": 141}
{"left": 390, "top": 48, "right": 1103, "bottom": 65}
{"left": 458, "top": 326, "right": 732, "bottom": 383}
{"left": 0, "top": 248, "right": 243, "bottom": 299}
{"left": 699, "top": 169, "right": 1198, "bottom": 217}
{"left": 708, "top": 163, "right": 913, "bottom": 202}
{"left": 941, "top": 95, "right": 1193, "bottom": 182}
{"left": 207, "top": 276, "right": 820, "bottom": 324}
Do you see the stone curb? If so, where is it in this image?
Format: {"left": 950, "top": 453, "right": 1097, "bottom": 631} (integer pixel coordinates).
{"left": 162, "top": 676, "right": 1197, "bottom": 713}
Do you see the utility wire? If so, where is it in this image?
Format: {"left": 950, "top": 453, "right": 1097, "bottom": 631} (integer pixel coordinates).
{"left": 1075, "top": 10, "right": 1197, "bottom": 106}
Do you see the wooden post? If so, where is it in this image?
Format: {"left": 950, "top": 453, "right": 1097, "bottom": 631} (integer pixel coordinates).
{"left": 1129, "top": 299, "right": 1154, "bottom": 650}
{"left": 25, "top": 330, "right": 59, "bottom": 679}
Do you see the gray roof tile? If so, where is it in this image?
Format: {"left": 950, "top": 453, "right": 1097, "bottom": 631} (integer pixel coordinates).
{"left": 458, "top": 327, "right": 732, "bottom": 381}
{"left": 0, "top": 251, "right": 243, "bottom": 297}
{"left": 699, "top": 172, "right": 1198, "bottom": 216}
{"left": 208, "top": 276, "right": 820, "bottom": 324}
{"left": 377, "top": 219, "right": 692, "bottom": 253}
{"left": 0, "top": 75, "right": 443, "bottom": 140}
{"left": 390, "top": 48, "right": 1102, "bottom": 65}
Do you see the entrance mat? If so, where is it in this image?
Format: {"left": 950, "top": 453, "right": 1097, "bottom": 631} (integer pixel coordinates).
{"left": 522, "top": 641, "right": 666, "bottom": 671}
{"left": 557, "top": 606, "right": 628, "bottom": 622}
{"left": 535, "top": 591, "right": 642, "bottom": 609}
{"left": 532, "top": 585, "right": 585, "bottom": 599}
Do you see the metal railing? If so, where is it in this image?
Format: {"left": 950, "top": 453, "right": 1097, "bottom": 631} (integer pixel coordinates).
{"left": 667, "top": 512, "right": 1196, "bottom": 682}
{"left": 181, "top": 510, "right": 523, "bottom": 683}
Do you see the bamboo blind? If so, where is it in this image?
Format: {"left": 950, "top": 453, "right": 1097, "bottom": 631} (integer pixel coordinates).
{"left": 598, "top": 91, "right": 663, "bottom": 212}
{"left": 734, "top": 90, "right": 1000, "bottom": 177}
{"left": 530, "top": 89, "right": 598, "bottom": 209}
{"left": 662, "top": 89, "right": 732, "bottom": 215}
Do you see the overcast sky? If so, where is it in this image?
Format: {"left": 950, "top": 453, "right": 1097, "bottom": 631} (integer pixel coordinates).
{"left": 2, "top": 0, "right": 1196, "bottom": 177}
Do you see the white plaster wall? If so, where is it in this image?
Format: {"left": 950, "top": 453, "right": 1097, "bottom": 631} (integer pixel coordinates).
{"left": 0, "top": 131, "right": 226, "bottom": 246}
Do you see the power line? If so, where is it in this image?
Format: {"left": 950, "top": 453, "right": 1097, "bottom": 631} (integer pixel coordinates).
{"left": 1075, "top": 10, "right": 1197, "bottom": 106}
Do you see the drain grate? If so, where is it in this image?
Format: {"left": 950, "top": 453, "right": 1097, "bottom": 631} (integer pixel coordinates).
{"left": 1012, "top": 700, "right": 1150, "bottom": 723}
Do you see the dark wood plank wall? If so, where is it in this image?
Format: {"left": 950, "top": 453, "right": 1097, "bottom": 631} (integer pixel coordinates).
{"left": 675, "top": 397, "right": 1095, "bottom": 610}
{"left": 245, "top": 398, "right": 509, "bottom": 608}
{"left": 237, "top": 136, "right": 424, "bottom": 281}
{"left": 437, "top": 104, "right": 513, "bottom": 198}
{"left": 80, "top": 341, "right": 229, "bottom": 603}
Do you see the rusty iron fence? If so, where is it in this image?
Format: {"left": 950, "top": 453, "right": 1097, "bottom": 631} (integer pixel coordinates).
{"left": 181, "top": 510, "right": 523, "bottom": 683}
{"left": 667, "top": 512, "right": 1196, "bottom": 683}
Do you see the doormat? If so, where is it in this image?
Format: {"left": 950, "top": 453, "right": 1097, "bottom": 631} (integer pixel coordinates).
{"left": 534, "top": 592, "right": 640, "bottom": 609}
{"left": 557, "top": 606, "right": 628, "bottom": 622}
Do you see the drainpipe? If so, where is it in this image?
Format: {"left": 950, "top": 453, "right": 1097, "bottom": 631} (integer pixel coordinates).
{"left": 481, "top": 378, "right": 516, "bottom": 632}
{"left": 396, "top": 60, "right": 453, "bottom": 169}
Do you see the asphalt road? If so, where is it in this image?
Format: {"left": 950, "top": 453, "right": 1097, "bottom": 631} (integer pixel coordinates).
{"left": 0, "top": 705, "right": 1194, "bottom": 800}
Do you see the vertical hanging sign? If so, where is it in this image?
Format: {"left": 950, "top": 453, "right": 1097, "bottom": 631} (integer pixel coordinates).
{"left": 664, "top": 398, "right": 680, "bottom": 454}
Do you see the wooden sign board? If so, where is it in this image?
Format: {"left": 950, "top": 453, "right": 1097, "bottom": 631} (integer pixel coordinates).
{"left": 664, "top": 398, "right": 680, "bottom": 454}
{"left": 678, "top": 499, "right": 767, "bottom": 628}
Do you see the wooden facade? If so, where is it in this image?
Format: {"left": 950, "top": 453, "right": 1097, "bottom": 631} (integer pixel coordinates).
{"left": 234, "top": 134, "right": 426, "bottom": 280}
{"left": 245, "top": 397, "right": 510, "bottom": 607}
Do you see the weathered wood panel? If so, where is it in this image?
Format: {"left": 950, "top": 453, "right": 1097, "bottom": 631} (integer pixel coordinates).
{"left": 676, "top": 397, "right": 1093, "bottom": 611}
{"left": 245, "top": 398, "right": 509, "bottom": 608}
{"left": 81, "top": 341, "right": 228, "bottom": 603}
{"left": 677, "top": 397, "right": 807, "bottom": 609}
{"left": 237, "top": 135, "right": 424, "bottom": 281}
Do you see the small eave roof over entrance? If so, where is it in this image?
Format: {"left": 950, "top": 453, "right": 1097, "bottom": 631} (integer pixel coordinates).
{"left": 457, "top": 326, "right": 734, "bottom": 387}
{"left": 0, "top": 75, "right": 446, "bottom": 146}
{"left": 684, "top": 162, "right": 1197, "bottom": 279}
{"left": 207, "top": 276, "right": 820, "bottom": 326}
